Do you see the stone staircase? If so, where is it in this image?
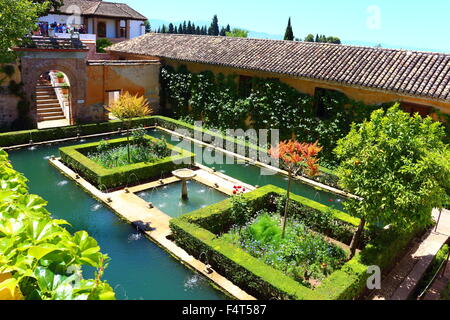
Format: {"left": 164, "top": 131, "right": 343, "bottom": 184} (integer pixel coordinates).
{"left": 36, "top": 80, "right": 65, "bottom": 122}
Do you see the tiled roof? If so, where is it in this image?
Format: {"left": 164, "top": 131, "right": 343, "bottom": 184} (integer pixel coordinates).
{"left": 108, "top": 33, "right": 450, "bottom": 101}
{"left": 52, "top": 0, "right": 147, "bottom": 20}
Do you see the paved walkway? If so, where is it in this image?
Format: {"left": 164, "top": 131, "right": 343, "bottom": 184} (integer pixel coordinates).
{"left": 50, "top": 158, "right": 256, "bottom": 300}
{"left": 423, "top": 256, "right": 450, "bottom": 300}
{"left": 37, "top": 118, "right": 70, "bottom": 129}
{"left": 371, "top": 208, "right": 450, "bottom": 300}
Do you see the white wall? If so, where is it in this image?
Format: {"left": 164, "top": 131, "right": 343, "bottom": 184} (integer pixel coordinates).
{"left": 130, "top": 20, "right": 145, "bottom": 39}
{"left": 39, "top": 14, "right": 71, "bottom": 25}
{"left": 104, "top": 19, "right": 117, "bottom": 38}
{"left": 40, "top": 14, "right": 145, "bottom": 39}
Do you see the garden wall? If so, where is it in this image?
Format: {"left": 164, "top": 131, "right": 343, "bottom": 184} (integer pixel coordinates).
{"left": 163, "top": 58, "right": 450, "bottom": 115}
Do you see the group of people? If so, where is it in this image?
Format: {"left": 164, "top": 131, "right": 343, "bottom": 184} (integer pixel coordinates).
{"left": 36, "top": 22, "right": 87, "bottom": 37}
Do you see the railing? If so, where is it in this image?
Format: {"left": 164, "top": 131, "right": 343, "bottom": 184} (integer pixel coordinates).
{"left": 53, "top": 33, "right": 97, "bottom": 43}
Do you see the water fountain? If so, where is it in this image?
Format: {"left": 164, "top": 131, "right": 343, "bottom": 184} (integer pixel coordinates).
{"left": 172, "top": 169, "right": 197, "bottom": 200}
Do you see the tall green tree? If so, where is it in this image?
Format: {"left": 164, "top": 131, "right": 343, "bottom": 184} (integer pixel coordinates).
{"left": 144, "top": 20, "right": 151, "bottom": 33}
{"left": 168, "top": 23, "right": 174, "bottom": 34}
{"left": 0, "top": 0, "right": 49, "bottom": 63}
{"left": 284, "top": 17, "right": 294, "bottom": 41}
{"left": 208, "top": 15, "right": 220, "bottom": 36}
{"left": 335, "top": 105, "right": 450, "bottom": 258}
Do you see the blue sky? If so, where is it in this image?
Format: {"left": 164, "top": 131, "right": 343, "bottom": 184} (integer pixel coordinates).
{"left": 119, "top": 0, "right": 450, "bottom": 52}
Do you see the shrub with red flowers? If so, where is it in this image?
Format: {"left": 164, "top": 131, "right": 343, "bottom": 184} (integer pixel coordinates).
{"left": 232, "top": 185, "right": 247, "bottom": 195}
{"left": 230, "top": 185, "right": 251, "bottom": 228}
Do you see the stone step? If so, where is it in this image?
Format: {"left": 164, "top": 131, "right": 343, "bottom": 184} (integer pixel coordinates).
{"left": 36, "top": 94, "right": 57, "bottom": 99}
{"left": 38, "top": 115, "right": 66, "bottom": 121}
{"left": 37, "top": 107, "right": 62, "bottom": 112}
{"left": 36, "top": 102, "right": 61, "bottom": 108}
{"left": 38, "top": 109, "right": 64, "bottom": 115}
{"left": 36, "top": 99, "right": 59, "bottom": 104}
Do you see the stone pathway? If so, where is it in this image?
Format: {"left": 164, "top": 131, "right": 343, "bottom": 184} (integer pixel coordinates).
{"left": 370, "top": 209, "right": 450, "bottom": 300}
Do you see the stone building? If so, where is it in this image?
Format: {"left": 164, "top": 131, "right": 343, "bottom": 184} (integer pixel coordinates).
{"left": 107, "top": 33, "right": 450, "bottom": 117}
{"left": 0, "top": 37, "right": 160, "bottom": 130}
{"left": 41, "top": 0, "right": 147, "bottom": 42}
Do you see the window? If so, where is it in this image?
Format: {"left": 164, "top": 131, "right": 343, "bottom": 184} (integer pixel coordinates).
{"left": 401, "top": 102, "right": 433, "bottom": 118}
{"left": 119, "top": 20, "right": 126, "bottom": 38}
{"left": 97, "top": 22, "right": 106, "bottom": 38}
{"left": 239, "top": 76, "right": 253, "bottom": 98}
{"left": 314, "top": 88, "right": 335, "bottom": 119}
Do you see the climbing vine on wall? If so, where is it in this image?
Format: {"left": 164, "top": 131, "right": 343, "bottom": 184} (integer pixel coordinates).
{"left": 161, "top": 65, "right": 394, "bottom": 168}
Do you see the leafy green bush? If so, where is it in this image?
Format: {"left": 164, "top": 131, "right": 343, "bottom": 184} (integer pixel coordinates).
{"left": 0, "top": 149, "right": 115, "bottom": 300}
{"left": 96, "top": 38, "right": 113, "bottom": 53}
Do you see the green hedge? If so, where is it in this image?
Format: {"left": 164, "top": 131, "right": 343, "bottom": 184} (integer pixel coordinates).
{"left": 0, "top": 117, "right": 156, "bottom": 148}
{"left": 170, "top": 185, "right": 425, "bottom": 300}
{"left": 59, "top": 135, "right": 194, "bottom": 190}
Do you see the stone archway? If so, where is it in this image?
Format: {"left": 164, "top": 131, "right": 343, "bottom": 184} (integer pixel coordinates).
{"left": 19, "top": 51, "right": 88, "bottom": 127}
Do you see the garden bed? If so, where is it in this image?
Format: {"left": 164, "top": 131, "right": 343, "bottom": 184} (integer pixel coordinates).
{"left": 59, "top": 135, "right": 194, "bottom": 190}
{"left": 170, "top": 185, "right": 425, "bottom": 300}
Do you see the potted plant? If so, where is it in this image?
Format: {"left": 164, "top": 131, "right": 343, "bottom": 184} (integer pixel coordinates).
{"left": 56, "top": 72, "right": 65, "bottom": 83}
{"left": 60, "top": 83, "right": 69, "bottom": 95}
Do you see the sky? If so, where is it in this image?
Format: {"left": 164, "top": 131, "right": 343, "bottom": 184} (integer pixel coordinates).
{"left": 119, "top": 0, "right": 450, "bottom": 53}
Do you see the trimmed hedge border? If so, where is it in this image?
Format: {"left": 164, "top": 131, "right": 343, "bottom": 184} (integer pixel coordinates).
{"left": 59, "top": 135, "right": 194, "bottom": 190}
{"left": 170, "top": 185, "right": 425, "bottom": 300}
{"left": 0, "top": 117, "right": 155, "bottom": 148}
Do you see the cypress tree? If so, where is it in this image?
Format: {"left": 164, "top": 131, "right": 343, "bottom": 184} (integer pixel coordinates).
{"left": 208, "top": 15, "right": 220, "bottom": 36}
{"left": 179, "top": 23, "right": 183, "bottom": 34}
{"left": 196, "top": 26, "right": 201, "bottom": 35}
{"left": 168, "top": 23, "right": 174, "bottom": 34}
{"left": 174, "top": 26, "right": 178, "bottom": 34}
{"left": 183, "top": 21, "right": 187, "bottom": 34}
{"left": 284, "top": 17, "right": 294, "bottom": 41}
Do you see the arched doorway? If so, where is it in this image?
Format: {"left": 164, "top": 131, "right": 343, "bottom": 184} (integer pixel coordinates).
{"left": 35, "top": 70, "right": 72, "bottom": 129}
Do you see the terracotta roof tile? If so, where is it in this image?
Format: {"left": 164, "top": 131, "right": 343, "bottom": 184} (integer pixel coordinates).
{"left": 108, "top": 33, "right": 450, "bottom": 101}
{"left": 52, "top": 0, "right": 147, "bottom": 20}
